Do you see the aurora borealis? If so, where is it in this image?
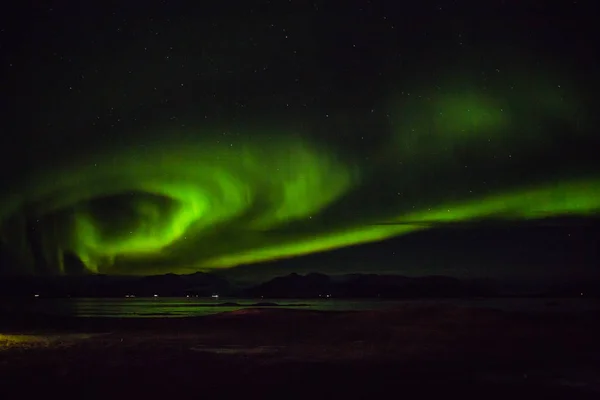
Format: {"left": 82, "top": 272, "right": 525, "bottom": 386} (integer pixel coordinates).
{"left": 1, "top": 2, "right": 598, "bottom": 276}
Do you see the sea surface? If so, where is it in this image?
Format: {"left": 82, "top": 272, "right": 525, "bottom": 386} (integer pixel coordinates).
{"left": 1, "top": 296, "right": 599, "bottom": 318}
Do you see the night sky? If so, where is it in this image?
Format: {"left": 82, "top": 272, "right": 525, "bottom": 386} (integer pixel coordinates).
{"left": 0, "top": 1, "right": 598, "bottom": 280}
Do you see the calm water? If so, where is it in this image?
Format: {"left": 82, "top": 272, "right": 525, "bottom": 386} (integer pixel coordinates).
{"left": 2, "top": 297, "right": 599, "bottom": 318}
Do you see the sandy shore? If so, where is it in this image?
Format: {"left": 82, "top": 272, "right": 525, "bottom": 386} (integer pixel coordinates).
{"left": 1, "top": 304, "right": 599, "bottom": 399}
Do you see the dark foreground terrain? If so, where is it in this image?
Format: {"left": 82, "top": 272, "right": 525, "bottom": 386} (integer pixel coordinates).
{"left": 1, "top": 304, "right": 600, "bottom": 399}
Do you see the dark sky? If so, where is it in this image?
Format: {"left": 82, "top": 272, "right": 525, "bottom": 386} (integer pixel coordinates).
{"left": 0, "top": 1, "right": 598, "bottom": 281}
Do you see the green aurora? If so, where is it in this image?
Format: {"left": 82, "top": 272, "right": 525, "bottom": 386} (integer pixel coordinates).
{"left": 1, "top": 61, "right": 598, "bottom": 275}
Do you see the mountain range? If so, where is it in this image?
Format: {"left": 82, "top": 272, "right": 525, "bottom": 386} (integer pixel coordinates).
{"left": 0, "top": 272, "right": 596, "bottom": 298}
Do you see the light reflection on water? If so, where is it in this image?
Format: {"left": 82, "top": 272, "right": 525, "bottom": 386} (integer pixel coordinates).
{"left": 2, "top": 297, "right": 599, "bottom": 318}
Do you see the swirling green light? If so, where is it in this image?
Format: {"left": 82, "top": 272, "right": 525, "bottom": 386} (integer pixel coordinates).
{"left": 0, "top": 136, "right": 358, "bottom": 273}
{"left": 0, "top": 60, "right": 598, "bottom": 275}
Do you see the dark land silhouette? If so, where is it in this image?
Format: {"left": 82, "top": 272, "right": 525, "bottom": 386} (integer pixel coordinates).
{"left": 0, "top": 271, "right": 597, "bottom": 299}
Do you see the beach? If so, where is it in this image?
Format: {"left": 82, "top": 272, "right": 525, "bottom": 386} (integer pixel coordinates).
{"left": 1, "top": 303, "right": 600, "bottom": 399}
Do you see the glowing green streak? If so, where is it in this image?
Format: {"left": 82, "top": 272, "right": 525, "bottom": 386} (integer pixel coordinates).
{"left": 204, "top": 179, "right": 600, "bottom": 268}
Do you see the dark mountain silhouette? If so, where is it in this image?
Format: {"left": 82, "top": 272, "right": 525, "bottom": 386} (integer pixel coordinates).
{"left": 245, "top": 272, "right": 333, "bottom": 298}
{"left": 0, "top": 272, "right": 597, "bottom": 299}
{"left": 245, "top": 273, "right": 496, "bottom": 299}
